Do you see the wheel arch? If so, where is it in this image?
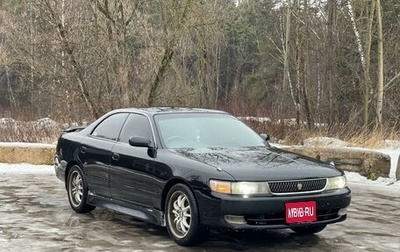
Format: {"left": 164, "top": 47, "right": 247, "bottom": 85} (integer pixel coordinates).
{"left": 161, "top": 178, "right": 195, "bottom": 214}
{"left": 64, "top": 161, "right": 82, "bottom": 190}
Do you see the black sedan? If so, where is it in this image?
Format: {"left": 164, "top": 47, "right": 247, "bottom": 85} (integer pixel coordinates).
{"left": 54, "top": 108, "right": 351, "bottom": 246}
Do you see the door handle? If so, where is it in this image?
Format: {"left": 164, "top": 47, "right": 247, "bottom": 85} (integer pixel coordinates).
{"left": 81, "top": 146, "right": 87, "bottom": 154}
{"left": 112, "top": 153, "right": 120, "bottom": 161}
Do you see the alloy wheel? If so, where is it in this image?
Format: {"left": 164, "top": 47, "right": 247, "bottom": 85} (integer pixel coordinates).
{"left": 167, "top": 191, "right": 192, "bottom": 238}
{"left": 68, "top": 170, "right": 83, "bottom": 207}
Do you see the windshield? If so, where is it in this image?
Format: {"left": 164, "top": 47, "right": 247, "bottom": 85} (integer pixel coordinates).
{"left": 154, "top": 113, "right": 266, "bottom": 149}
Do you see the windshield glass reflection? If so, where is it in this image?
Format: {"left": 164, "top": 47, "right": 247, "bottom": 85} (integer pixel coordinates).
{"left": 154, "top": 113, "right": 266, "bottom": 149}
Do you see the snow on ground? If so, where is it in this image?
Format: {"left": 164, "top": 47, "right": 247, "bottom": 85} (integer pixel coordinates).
{"left": 379, "top": 148, "right": 400, "bottom": 178}
{"left": 346, "top": 171, "right": 400, "bottom": 191}
{"left": 0, "top": 142, "right": 56, "bottom": 148}
{"left": 0, "top": 163, "right": 54, "bottom": 174}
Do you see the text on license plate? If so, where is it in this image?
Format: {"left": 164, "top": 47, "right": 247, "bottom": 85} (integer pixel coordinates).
{"left": 285, "top": 201, "right": 317, "bottom": 224}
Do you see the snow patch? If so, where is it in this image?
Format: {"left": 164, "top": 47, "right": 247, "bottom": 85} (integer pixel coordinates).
{"left": 0, "top": 142, "right": 56, "bottom": 148}
{"left": 0, "top": 117, "right": 89, "bottom": 131}
{"left": 35, "top": 118, "right": 59, "bottom": 129}
{"left": 303, "top": 137, "right": 352, "bottom": 148}
{"left": 238, "top": 116, "right": 272, "bottom": 123}
{"left": 0, "top": 118, "right": 17, "bottom": 129}
{"left": 0, "top": 118, "right": 16, "bottom": 124}
{"left": 346, "top": 171, "right": 400, "bottom": 189}
{"left": 378, "top": 148, "right": 400, "bottom": 178}
{"left": 0, "top": 163, "right": 54, "bottom": 174}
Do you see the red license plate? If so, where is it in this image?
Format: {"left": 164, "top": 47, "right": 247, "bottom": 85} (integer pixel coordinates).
{"left": 285, "top": 201, "right": 317, "bottom": 224}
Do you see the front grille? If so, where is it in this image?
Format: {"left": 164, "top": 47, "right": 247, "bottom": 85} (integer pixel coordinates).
{"left": 268, "top": 178, "right": 327, "bottom": 195}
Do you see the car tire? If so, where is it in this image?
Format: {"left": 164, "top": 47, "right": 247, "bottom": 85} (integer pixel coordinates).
{"left": 67, "top": 165, "right": 95, "bottom": 213}
{"left": 165, "top": 184, "right": 207, "bottom": 246}
{"left": 291, "top": 224, "right": 327, "bottom": 234}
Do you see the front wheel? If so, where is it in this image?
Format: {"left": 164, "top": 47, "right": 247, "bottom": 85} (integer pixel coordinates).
{"left": 165, "top": 184, "right": 207, "bottom": 246}
{"left": 291, "top": 224, "right": 327, "bottom": 234}
{"left": 67, "top": 165, "right": 95, "bottom": 213}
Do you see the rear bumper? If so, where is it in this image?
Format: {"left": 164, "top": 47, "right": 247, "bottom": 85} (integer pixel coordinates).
{"left": 195, "top": 187, "right": 351, "bottom": 230}
{"left": 54, "top": 154, "right": 66, "bottom": 183}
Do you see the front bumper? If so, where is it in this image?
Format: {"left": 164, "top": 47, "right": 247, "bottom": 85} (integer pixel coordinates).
{"left": 195, "top": 187, "right": 351, "bottom": 230}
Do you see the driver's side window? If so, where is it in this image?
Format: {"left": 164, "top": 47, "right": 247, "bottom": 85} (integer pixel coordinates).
{"left": 119, "top": 113, "right": 153, "bottom": 144}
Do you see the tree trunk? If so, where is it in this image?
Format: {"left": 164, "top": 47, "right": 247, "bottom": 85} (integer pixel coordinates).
{"left": 375, "top": 0, "right": 384, "bottom": 127}
{"left": 281, "top": 0, "right": 292, "bottom": 127}
{"left": 348, "top": 0, "right": 376, "bottom": 127}
{"left": 148, "top": 47, "right": 174, "bottom": 106}
{"left": 295, "top": 0, "right": 301, "bottom": 125}
{"left": 5, "top": 65, "right": 16, "bottom": 107}
{"left": 326, "top": 0, "right": 336, "bottom": 124}
{"left": 363, "top": 1, "right": 375, "bottom": 127}
{"left": 302, "top": 0, "right": 313, "bottom": 130}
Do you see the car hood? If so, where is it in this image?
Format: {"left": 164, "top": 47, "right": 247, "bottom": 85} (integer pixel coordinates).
{"left": 172, "top": 146, "right": 342, "bottom": 181}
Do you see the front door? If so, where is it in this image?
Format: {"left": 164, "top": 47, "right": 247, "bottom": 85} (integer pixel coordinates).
{"left": 110, "top": 113, "right": 156, "bottom": 207}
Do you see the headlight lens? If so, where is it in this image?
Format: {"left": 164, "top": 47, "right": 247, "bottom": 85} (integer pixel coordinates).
{"left": 209, "top": 180, "right": 270, "bottom": 195}
{"left": 326, "top": 176, "right": 347, "bottom": 190}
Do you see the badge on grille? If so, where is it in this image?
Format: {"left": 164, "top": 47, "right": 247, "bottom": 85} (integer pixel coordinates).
{"left": 297, "top": 183, "right": 303, "bottom": 190}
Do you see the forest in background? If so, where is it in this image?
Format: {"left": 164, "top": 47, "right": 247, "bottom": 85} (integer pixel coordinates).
{"left": 0, "top": 0, "right": 400, "bottom": 140}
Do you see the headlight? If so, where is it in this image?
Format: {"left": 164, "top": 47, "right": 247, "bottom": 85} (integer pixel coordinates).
{"left": 326, "top": 176, "right": 347, "bottom": 190}
{"left": 209, "top": 180, "right": 271, "bottom": 195}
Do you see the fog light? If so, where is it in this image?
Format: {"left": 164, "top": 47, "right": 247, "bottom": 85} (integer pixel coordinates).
{"left": 338, "top": 208, "right": 347, "bottom": 216}
{"left": 224, "top": 215, "right": 246, "bottom": 224}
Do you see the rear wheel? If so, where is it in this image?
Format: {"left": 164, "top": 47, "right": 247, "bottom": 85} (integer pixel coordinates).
{"left": 67, "top": 165, "right": 95, "bottom": 213}
{"left": 165, "top": 184, "right": 207, "bottom": 246}
{"left": 291, "top": 224, "right": 327, "bottom": 234}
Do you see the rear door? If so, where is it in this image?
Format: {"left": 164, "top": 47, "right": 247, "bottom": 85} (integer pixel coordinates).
{"left": 80, "top": 112, "right": 128, "bottom": 198}
{"left": 110, "top": 113, "right": 157, "bottom": 207}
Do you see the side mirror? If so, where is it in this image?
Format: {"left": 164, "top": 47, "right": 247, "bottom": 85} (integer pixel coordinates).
{"left": 129, "top": 136, "right": 152, "bottom": 148}
{"left": 128, "top": 136, "right": 157, "bottom": 158}
{"left": 260, "top": 133, "right": 270, "bottom": 141}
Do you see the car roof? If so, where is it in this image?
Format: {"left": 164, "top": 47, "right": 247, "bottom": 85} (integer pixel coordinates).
{"left": 111, "top": 107, "right": 228, "bottom": 116}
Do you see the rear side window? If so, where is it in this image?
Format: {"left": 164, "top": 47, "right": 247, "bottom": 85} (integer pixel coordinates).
{"left": 91, "top": 113, "right": 128, "bottom": 141}
{"left": 119, "top": 113, "right": 153, "bottom": 144}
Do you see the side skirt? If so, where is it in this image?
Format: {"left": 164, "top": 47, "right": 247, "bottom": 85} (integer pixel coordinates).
{"left": 87, "top": 192, "right": 165, "bottom": 227}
